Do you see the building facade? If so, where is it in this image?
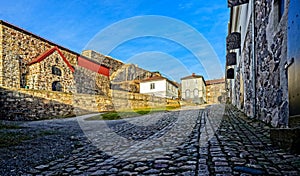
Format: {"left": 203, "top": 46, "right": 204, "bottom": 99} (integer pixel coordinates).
{"left": 225, "top": 0, "right": 300, "bottom": 128}
{"left": 0, "top": 20, "right": 111, "bottom": 95}
{"left": 0, "top": 20, "right": 182, "bottom": 121}
{"left": 181, "top": 73, "right": 206, "bottom": 104}
{"left": 140, "top": 76, "right": 179, "bottom": 99}
{"left": 206, "top": 78, "right": 226, "bottom": 104}
{"left": 0, "top": 20, "right": 157, "bottom": 96}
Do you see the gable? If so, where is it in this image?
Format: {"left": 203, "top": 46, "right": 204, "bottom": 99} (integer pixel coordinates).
{"left": 27, "top": 46, "right": 75, "bottom": 72}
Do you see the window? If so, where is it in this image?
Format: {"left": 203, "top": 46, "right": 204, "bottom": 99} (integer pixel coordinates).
{"left": 150, "top": 83, "right": 155, "bottom": 90}
{"left": 20, "top": 73, "right": 27, "bottom": 88}
{"left": 279, "top": 0, "right": 285, "bottom": 20}
{"left": 194, "top": 89, "right": 199, "bottom": 98}
{"left": 186, "top": 89, "right": 190, "bottom": 98}
{"left": 52, "top": 66, "right": 62, "bottom": 76}
{"left": 52, "top": 81, "right": 62, "bottom": 91}
{"left": 274, "top": 0, "right": 285, "bottom": 23}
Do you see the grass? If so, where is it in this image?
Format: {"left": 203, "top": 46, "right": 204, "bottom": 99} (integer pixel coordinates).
{"left": 0, "top": 132, "right": 33, "bottom": 147}
{"left": 0, "top": 123, "right": 23, "bottom": 130}
{"left": 85, "top": 106, "right": 179, "bottom": 121}
{"left": 0, "top": 124, "right": 58, "bottom": 148}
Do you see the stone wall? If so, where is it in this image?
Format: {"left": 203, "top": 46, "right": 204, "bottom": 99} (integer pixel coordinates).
{"left": 0, "top": 21, "right": 78, "bottom": 89}
{"left": 0, "top": 23, "right": 3, "bottom": 86}
{"left": 0, "top": 87, "right": 76, "bottom": 120}
{"left": 232, "top": 0, "right": 289, "bottom": 127}
{"left": 109, "top": 89, "right": 179, "bottom": 111}
{"left": 27, "top": 51, "right": 75, "bottom": 92}
{"left": 110, "top": 64, "right": 156, "bottom": 93}
{"left": 81, "top": 50, "right": 124, "bottom": 76}
{"left": 111, "top": 64, "right": 154, "bottom": 82}
{"left": 82, "top": 50, "right": 157, "bottom": 93}
{"left": 0, "top": 21, "right": 181, "bottom": 121}
{"left": 206, "top": 83, "right": 226, "bottom": 104}
{"left": 0, "top": 21, "right": 110, "bottom": 96}
{"left": 255, "top": 0, "right": 289, "bottom": 127}
{"left": 0, "top": 86, "right": 180, "bottom": 121}
{"left": 74, "top": 66, "right": 109, "bottom": 95}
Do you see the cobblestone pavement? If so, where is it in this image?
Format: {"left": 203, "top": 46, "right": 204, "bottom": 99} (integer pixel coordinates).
{"left": 1, "top": 105, "right": 300, "bottom": 175}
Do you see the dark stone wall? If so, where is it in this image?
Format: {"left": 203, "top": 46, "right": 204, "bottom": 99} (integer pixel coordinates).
{"left": 232, "top": 0, "right": 289, "bottom": 127}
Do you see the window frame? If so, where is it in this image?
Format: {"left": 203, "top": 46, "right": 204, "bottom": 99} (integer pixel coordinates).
{"left": 150, "top": 83, "right": 155, "bottom": 90}
{"left": 52, "top": 81, "right": 63, "bottom": 91}
{"left": 52, "top": 66, "right": 62, "bottom": 76}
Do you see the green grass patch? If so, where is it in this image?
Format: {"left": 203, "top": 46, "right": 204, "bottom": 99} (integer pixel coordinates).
{"left": 0, "top": 132, "right": 33, "bottom": 147}
{"left": 101, "top": 112, "right": 122, "bottom": 120}
{"left": 0, "top": 130, "right": 58, "bottom": 148}
{"left": 85, "top": 106, "right": 180, "bottom": 121}
{"left": 45, "top": 113, "right": 77, "bottom": 120}
{"left": 0, "top": 123, "right": 24, "bottom": 130}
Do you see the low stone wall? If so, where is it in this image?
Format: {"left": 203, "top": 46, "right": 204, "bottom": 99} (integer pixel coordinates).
{"left": 0, "top": 87, "right": 180, "bottom": 120}
{"left": 0, "top": 87, "right": 75, "bottom": 120}
{"left": 74, "top": 66, "right": 109, "bottom": 95}
{"left": 109, "top": 90, "right": 180, "bottom": 111}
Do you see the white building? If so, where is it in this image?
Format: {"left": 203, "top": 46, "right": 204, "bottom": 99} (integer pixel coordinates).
{"left": 181, "top": 73, "right": 206, "bottom": 104}
{"left": 140, "top": 76, "right": 178, "bottom": 99}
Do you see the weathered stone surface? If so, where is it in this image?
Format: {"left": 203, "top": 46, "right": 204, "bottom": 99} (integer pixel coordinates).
{"left": 229, "top": 0, "right": 289, "bottom": 127}
{"left": 0, "top": 87, "right": 180, "bottom": 120}
{"left": 0, "top": 21, "right": 182, "bottom": 121}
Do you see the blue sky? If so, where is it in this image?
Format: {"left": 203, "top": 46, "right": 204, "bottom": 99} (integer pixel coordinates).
{"left": 0, "top": 0, "right": 229, "bottom": 82}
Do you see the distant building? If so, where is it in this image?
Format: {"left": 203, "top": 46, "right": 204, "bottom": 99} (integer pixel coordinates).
{"left": 140, "top": 76, "right": 178, "bottom": 99}
{"left": 206, "top": 78, "right": 226, "bottom": 104}
{"left": 181, "top": 73, "right": 206, "bottom": 104}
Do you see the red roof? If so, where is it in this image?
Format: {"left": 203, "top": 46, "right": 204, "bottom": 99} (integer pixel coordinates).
{"left": 78, "top": 56, "right": 109, "bottom": 77}
{"left": 140, "top": 76, "right": 166, "bottom": 82}
{"left": 140, "top": 76, "right": 178, "bottom": 88}
{"left": 27, "top": 46, "right": 75, "bottom": 72}
{"left": 181, "top": 74, "right": 204, "bottom": 80}
{"left": 206, "top": 78, "right": 225, "bottom": 85}
{"left": 27, "top": 47, "right": 110, "bottom": 77}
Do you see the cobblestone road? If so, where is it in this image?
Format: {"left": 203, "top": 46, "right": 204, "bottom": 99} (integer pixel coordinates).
{"left": 1, "top": 105, "right": 299, "bottom": 175}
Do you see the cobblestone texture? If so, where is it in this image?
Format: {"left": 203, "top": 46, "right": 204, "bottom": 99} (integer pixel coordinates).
{"left": 0, "top": 105, "right": 299, "bottom": 175}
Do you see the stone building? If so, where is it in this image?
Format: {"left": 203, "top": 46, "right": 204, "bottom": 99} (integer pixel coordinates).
{"left": 0, "top": 20, "right": 182, "bottom": 121}
{"left": 0, "top": 20, "right": 111, "bottom": 95}
{"left": 0, "top": 20, "right": 157, "bottom": 96}
{"left": 181, "top": 73, "right": 206, "bottom": 104}
{"left": 226, "top": 0, "right": 299, "bottom": 130}
{"left": 206, "top": 78, "right": 226, "bottom": 104}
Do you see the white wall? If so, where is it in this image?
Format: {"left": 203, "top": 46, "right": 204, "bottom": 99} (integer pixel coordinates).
{"left": 166, "top": 81, "right": 178, "bottom": 99}
{"left": 140, "top": 80, "right": 166, "bottom": 97}
{"left": 140, "top": 79, "right": 178, "bottom": 99}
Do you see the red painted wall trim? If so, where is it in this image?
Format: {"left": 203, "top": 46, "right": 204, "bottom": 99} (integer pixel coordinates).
{"left": 27, "top": 46, "right": 75, "bottom": 73}
{"left": 77, "top": 56, "right": 109, "bottom": 77}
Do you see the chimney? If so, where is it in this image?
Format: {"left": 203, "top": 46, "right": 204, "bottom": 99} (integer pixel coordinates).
{"left": 192, "top": 73, "right": 195, "bottom": 76}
